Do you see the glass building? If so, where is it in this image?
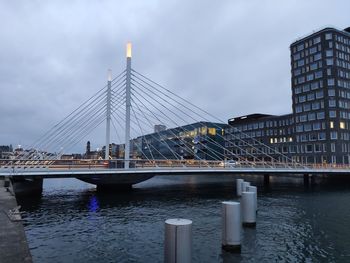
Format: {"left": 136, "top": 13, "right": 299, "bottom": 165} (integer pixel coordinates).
{"left": 132, "top": 122, "right": 228, "bottom": 161}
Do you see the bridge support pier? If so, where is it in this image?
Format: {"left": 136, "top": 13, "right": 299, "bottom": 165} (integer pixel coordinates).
{"left": 11, "top": 177, "right": 43, "bottom": 197}
{"left": 304, "top": 174, "right": 310, "bottom": 187}
{"left": 263, "top": 174, "right": 270, "bottom": 188}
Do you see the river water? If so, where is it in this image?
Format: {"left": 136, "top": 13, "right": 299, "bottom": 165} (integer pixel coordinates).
{"left": 18, "top": 175, "right": 350, "bottom": 263}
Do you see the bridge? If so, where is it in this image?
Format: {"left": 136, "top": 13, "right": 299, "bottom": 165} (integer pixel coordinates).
{"left": 1, "top": 43, "right": 349, "bottom": 195}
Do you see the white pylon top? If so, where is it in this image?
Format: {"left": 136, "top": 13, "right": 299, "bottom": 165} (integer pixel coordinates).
{"left": 107, "top": 69, "right": 112, "bottom": 81}
{"left": 126, "top": 42, "right": 132, "bottom": 58}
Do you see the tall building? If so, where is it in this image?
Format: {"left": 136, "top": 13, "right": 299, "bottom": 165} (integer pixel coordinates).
{"left": 225, "top": 27, "right": 350, "bottom": 164}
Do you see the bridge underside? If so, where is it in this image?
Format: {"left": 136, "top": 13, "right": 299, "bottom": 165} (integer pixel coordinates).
{"left": 77, "top": 173, "right": 154, "bottom": 191}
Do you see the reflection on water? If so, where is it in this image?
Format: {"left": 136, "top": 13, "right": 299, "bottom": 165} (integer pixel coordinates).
{"left": 18, "top": 175, "right": 350, "bottom": 263}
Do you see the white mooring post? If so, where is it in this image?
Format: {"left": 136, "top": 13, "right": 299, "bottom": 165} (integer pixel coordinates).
{"left": 236, "top": 179, "right": 244, "bottom": 196}
{"left": 164, "top": 218, "right": 192, "bottom": 263}
{"left": 242, "top": 181, "right": 250, "bottom": 192}
{"left": 124, "top": 42, "right": 132, "bottom": 169}
{"left": 247, "top": 185, "right": 257, "bottom": 213}
{"left": 105, "top": 69, "right": 112, "bottom": 161}
{"left": 222, "top": 201, "right": 241, "bottom": 253}
{"left": 241, "top": 192, "right": 256, "bottom": 227}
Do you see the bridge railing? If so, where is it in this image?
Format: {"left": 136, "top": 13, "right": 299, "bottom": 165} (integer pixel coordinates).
{"left": 1, "top": 158, "right": 350, "bottom": 172}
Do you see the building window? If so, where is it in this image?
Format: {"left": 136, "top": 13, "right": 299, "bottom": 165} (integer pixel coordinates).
{"left": 330, "top": 121, "right": 334, "bottom": 129}
{"left": 314, "top": 36, "right": 321, "bottom": 44}
{"left": 313, "top": 123, "right": 321, "bottom": 130}
{"left": 316, "top": 90, "right": 324, "bottom": 99}
{"left": 326, "top": 58, "right": 333, "bottom": 65}
{"left": 297, "top": 59, "right": 305, "bottom": 67}
{"left": 314, "top": 53, "right": 322, "bottom": 61}
{"left": 303, "top": 104, "right": 311, "bottom": 111}
{"left": 306, "top": 144, "right": 313, "bottom": 153}
{"left": 300, "top": 115, "right": 307, "bottom": 122}
{"left": 329, "top": 110, "right": 337, "bottom": 118}
{"left": 315, "top": 144, "right": 322, "bottom": 152}
{"left": 297, "top": 43, "right": 304, "bottom": 51}
{"left": 328, "top": 89, "right": 335, "bottom": 96}
{"left": 311, "top": 82, "right": 319, "bottom": 90}
{"left": 318, "top": 132, "right": 326, "bottom": 140}
{"left": 299, "top": 95, "right": 306, "bottom": 102}
{"left": 312, "top": 102, "right": 320, "bottom": 110}
{"left": 308, "top": 113, "right": 316, "bottom": 120}
{"left": 310, "top": 133, "right": 317, "bottom": 141}
{"left": 328, "top": 78, "right": 335, "bottom": 86}
{"left": 315, "top": 70, "right": 323, "bottom": 79}
{"left": 340, "top": 121, "right": 346, "bottom": 129}
{"left": 310, "top": 62, "right": 318, "bottom": 70}
{"left": 310, "top": 46, "right": 317, "bottom": 54}
{"left": 326, "top": 50, "right": 333, "bottom": 57}
{"left": 331, "top": 144, "right": 336, "bottom": 153}
{"left": 304, "top": 124, "right": 312, "bottom": 131}
{"left": 307, "top": 74, "right": 314, "bottom": 81}
{"left": 329, "top": 100, "right": 336, "bottom": 107}
{"left": 330, "top": 131, "right": 338, "bottom": 139}
{"left": 317, "top": 111, "right": 325, "bottom": 119}
{"left": 303, "top": 84, "right": 310, "bottom": 92}
{"left": 295, "top": 105, "right": 302, "bottom": 113}
{"left": 326, "top": 33, "right": 332, "bottom": 40}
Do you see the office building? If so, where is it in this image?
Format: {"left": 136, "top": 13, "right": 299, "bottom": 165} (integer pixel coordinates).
{"left": 225, "top": 27, "right": 350, "bottom": 164}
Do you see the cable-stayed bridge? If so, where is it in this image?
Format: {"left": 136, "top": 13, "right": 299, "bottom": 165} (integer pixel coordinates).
{"left": 1, "top": 43, "right": 349, "bottom": 194}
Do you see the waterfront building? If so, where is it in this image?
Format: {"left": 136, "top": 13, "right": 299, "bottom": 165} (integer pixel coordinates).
{"left": 133, "top": 121, "right": 228, "bottom": 161}
{"left": 225, "top": 27, "right": 350, "bottom": 164}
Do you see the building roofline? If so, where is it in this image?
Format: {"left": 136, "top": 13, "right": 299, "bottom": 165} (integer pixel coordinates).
{"left": 228, "top": 113, "right": 293, "bottom": 124}
{"left": 290, "top": 26, "right": 350, "bottom": 47}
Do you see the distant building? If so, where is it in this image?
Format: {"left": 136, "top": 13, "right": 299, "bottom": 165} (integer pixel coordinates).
{"left": 0, "top": 145, "right": 12, "bottom": 159}
{"left": 134, "top": 121, "right": 228, "bottom": 160}
{"left": 225, "top": 26, "right": 350, "bottom": 164}
{"left": 84, "top": 141, "right": 102, "bottom": 159}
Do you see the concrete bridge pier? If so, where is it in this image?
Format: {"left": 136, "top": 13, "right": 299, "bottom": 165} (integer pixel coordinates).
{"left": 11, "top": 177, "right": 43, "bottom": 197}
{"left": 303, "top": 174, "right": 310, "bottom": 187}
{"left": 263, "top": 174, "right": 270, "bottom": 188}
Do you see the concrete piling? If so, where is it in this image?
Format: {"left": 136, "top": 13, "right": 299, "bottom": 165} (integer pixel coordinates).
{"left": 164, "top": 218, "right": 192, "bottom": 263}
{"left": 236, "top": 179, "right": 244, "bottom": 196}
{"left": 242, "top": 182, "right": 250, "bottom": 192}
{"left": 222, "top": 201, "right": 241, "bottom": 253}
{"left": 241, "top": 192, "right": 256, "bottom": 227}
{"left": 247, "top": 186, "right": 257, "bottom": 212}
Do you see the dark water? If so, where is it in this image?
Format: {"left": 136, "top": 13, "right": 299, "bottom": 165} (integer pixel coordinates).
{"left": 18, "top": 175, "right": 350, "bottom": 263}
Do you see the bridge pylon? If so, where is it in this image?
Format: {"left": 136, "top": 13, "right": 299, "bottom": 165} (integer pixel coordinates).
{"left": 124, "top": 42, "right": 132, "bottom": 169}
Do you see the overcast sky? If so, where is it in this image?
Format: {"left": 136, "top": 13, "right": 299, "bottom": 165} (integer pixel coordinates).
{"left": 1, "top": 0, "right": 349, "bottom": 152}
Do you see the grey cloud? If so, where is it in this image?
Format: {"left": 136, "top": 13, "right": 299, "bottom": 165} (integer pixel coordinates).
{"left": 0, "top": 0, "right": 349, "bottom": 152}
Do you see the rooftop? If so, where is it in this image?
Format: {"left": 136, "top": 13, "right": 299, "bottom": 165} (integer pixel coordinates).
{"left": 290, "top": 26, "right": 350, "bottom": 46}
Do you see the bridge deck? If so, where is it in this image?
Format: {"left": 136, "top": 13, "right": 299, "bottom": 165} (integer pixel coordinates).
{"left": 1, "top": 166, "right": 350, "bottom": 179}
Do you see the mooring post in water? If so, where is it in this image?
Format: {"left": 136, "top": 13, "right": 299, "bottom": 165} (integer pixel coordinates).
{"left": 242, "top": 181, "right": 251, "bottom": 192}
{"left": 241, "top": 192, "right": 256, "bottom": 227}
{"left": 236, "top": 179, "right": 244, "bottom": 196}
{"left": 247, "top": 185, "right": 257, "bottom": 213}
{"left": 222, "top": 201, "right": 241, "bottom": 253}
{"left": 164, "top": 218, "right": 192, "bottom": 263}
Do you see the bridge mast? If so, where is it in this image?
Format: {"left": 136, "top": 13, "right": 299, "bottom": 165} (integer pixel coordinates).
{"left": 105, "top": 69, "right": 112, "bottom": 160}
{"left": 124, "top": 42, "right": 132, "bottom": 169}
